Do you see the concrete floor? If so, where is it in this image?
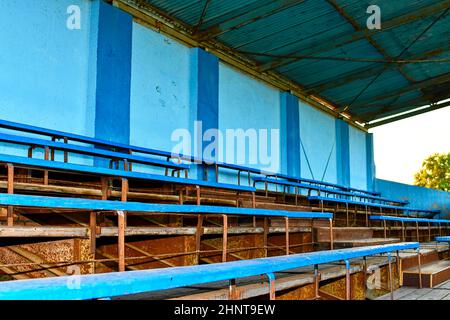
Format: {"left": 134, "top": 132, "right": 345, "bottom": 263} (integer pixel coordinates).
{"left": 377, "top": 279, "right": 450, "bottom": 300}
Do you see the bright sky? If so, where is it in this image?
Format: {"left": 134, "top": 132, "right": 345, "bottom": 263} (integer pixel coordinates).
{"left": 369, "top": 106, "right": 450, "bottom": 185}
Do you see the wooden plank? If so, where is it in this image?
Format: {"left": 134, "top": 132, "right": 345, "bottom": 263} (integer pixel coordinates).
{"left": 100, "top": 227, "right": 197, "bottom": 236}
{"left": 7, "top": 247, "right": 66, "bottom": 277}
{"left": 0, "top": 153, "right": 256, "bottom": 192}
{"left": 0, "top": 132, "right": 188, "bottom": 170}
{"left": 435, "top": 279, "right": 450, "bottom": 289}
{"left": 0, "top": 226, "right": 88, "bottom": 237}
{"left": 399, "top": 288, "right": 433, "bottom": 300}
{"left": 403, "top": 260, "right": 450, "bottom": 287}
{"left": 417, "top": 288, "right": 450, "bottom": 300}
{"left": 0, "top": 226, "right": 312, "bottom": 238}
{"left": 376, "top": 286, "right": 417, "bottom": 300}
{"left": 0, "top": 193, "right": 332, "bottom": 219}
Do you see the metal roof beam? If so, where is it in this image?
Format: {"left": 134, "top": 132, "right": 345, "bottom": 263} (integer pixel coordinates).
{"left": 366, "top": 101, "right": 450, "bottom": 128}
{"left": 259, "top": 1, "right": 450, "bottom": 72}
{"left": 354, "top": 97, "right": 434, "bottom": 122}
{"left": 195, "top": 0, "right": 304, "bottom": 41}
{"left": 355, "top": 90, "right": 450, "bottom": 122}
{"left": 192, "top": 0, "right": 211, "bottom": 35}
{"left": 324, "top": 0, "right": 416, "bottom": 85}
{"left": 305, "top": 45, "right": 450, "bottom": 93}
{"left": 349, "top": 72, "right": 450, "bottom": 109}
{"left": 194, "top": 0, "right": 275, "bottom": 29}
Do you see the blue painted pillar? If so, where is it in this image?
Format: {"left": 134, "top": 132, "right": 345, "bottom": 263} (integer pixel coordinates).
{"left": 94, "top": 2, "right": 132, "bottom": 145}
{"left": 280, "top": 92, "right": 300, "bottom": 177}
{"left": 189, "top": 48, "right": 219, "bottom": 181}
{"left": 366, "top": 133, "right": 376, "bottom": 191}
{"left": 335, "top": 119, "right": 350, "bottom": 186}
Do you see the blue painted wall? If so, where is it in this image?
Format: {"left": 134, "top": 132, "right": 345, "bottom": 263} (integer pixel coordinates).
{"left": 335, "top": 119, "right": 350, "bottom": 186}
{"left": 0, "top": 0, "right": 97, "bottom": 164}
{"left": 129, "top": 22, "right": 191, "bottom": 174}
{"left": 130, "top": 23, "right": 191, "bottom": 151}
{"left": 0, "top": 1, "right": 376, "bottom": 192}
{"left": 299, "top": 103, "right": 337, "bottom": 184}
{"left": 218, "top": 63, "right": 281, "bottom": 184}
{"left": 376, "top": 179, "right": 450, "bottom": 218}
{"left": 349, "top": 125, "right": 368, "bottom": 190}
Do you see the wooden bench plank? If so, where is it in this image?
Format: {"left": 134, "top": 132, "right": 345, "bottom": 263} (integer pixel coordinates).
{"left": 0, "top": 153, "right": 254, "bottom": 192}
{"left": 0, "top": 132, "right": 188, "bottom": 170}
{"left": 0, "top": 193, "right": 333, "bottom": 219}
{"left": 309, "top": 196, "right": 440, "bottom": 215}
{"left": 255, "top": 177, "right": 407, "bottom": 204}
{"left": 0, "top": 241, "right": 419, "bottom": 300}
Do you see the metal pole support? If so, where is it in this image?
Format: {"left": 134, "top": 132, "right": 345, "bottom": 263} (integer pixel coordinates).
{"left": 388, "top": 253, "right": 394, "bottom": 300}
{"left": 117, "top": 210, "right": 126, "bottom": 272}
{"left": 345, "top": 260, "right": 351, "bottom": 300}
{"left": 266, "top": 272, "right": 276, "bottom": 300}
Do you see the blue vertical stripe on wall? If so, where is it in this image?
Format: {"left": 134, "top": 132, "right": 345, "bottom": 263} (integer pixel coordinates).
{"left": 366, "top": 133, "right": 375, "bottom": 191}
{"left": 280, "top": 92, "right": 300, "bottom": 177}
{"left": 190, "top": 48, "right": 219, "bottom": 180}
{"left": 95, "top": 1, "right": 132, "bottom": 144}
{"left": 335, "top": 119, "right": 350, "bottom": 186}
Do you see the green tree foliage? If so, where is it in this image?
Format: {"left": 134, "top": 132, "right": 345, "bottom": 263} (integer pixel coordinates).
{"left": 414, "top": 152, "right": 450, "bottom": 192}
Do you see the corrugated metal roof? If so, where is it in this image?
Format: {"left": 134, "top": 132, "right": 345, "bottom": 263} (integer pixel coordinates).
{"left": 142, "top": 0, "right": 450, "bottom": 124}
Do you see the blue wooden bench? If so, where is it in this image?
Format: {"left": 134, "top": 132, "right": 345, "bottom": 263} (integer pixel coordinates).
{"left": 370, "top": 215, "right": 450, "bottom": 242}
{"left": 203, "top": 160, "right": 381, "bottom": 197}
{"left": 0, "top": 241, "right": 419, "bottom": 300}
{"left": 0, "top": 118, "right": 178, "bottom": 159}
{"left": 0, "top": 153, "right": 259, "bottom": 226}
{"left": 0, "top": 193, "right": 334, "bottom": 269}
{"left": 253, "top": 176, "right": 408, "bottom": 205}
{"left": 270, "top": 172, "right": 381, "bottom": 196}
{"left": 0, "top": 119, "right": 239, "bottom": 179}
{"left": 309, "top": 196, "right": 439, "bottom": 218}
{"left": 0, "top": 132, "right": 188, "bottom": 174}
{"left": 308, "top": 196, "right": 440, "bottom": 228}
{"left": 435, "top": 236, "right": 450, "bottom": 243}
{"left": 0, "top": 119, "right": 380, "bottom": 198}
{"left": 0, "top": 153, "right": 254, "bottom": 193}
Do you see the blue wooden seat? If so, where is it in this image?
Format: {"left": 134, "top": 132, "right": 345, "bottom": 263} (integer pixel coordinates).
{"left": 253, "top": 177, "right": 408, "bottom": 205}
{"left": 0, "top": 132, "right": 188, "bottom": 172}
{"left": 0, "top": 118, "right": 177, "bottom": 158}
{"left": 0, "top": 242, "right": 419, "bottom": 300}
{"left": 270, "top": 172, "right": 381, "bottom": 196}
{"left": 370, "top": 215, "right": 450, "bottom": 224}
{"left": 308, "top": 196, "right": 440, "bottom": 215}
{"left": 0, "top": 193, "right": 332, "bottom": 219}
{"left": 435, "top": 236, "right": 450, "bottom": 242}
{"left": 0, "top": 193, "right": 335, "bottom": 271}
{"left": 0, "top": 119, "right": 379, "bottom": 198}
{"left": 370, "top": 215, "right": 449, "bottom": 243}
{"left": 0, "top": 153, "right": 254, "bottom": 193}
{"left": 204, "top": 159, "right": 381, "bottom": 197}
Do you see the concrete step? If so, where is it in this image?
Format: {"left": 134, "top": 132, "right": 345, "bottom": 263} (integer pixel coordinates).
{"left": 314, "top": 227, "right": 374, "bottom": 242}
{"left": 403, "top": 260, "right": 450, "bottom": 288}
{"left": 318, "top": 237, "right": 400, "bottom": 249}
